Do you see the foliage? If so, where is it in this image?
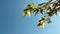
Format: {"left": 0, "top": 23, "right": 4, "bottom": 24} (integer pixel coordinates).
{"left": 23, "top": 0, "right": 60, "bottom": 28}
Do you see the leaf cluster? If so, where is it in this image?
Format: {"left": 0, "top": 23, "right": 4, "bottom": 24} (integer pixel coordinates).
{"left": 23, "top": 0, "right": 60, "bottom": 28}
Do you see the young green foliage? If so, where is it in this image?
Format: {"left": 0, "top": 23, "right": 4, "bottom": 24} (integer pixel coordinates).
{"left": 23, "top": 0, "right": 60, "bottom": 29}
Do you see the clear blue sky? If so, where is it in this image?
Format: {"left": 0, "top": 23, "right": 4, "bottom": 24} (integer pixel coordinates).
{"left": 0, "top": 0, "right": 60, "bottom": 34}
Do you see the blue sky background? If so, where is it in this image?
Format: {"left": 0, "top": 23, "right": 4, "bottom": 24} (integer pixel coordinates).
{"left": 0, "top": 0, "right": 60, "bottom": 34}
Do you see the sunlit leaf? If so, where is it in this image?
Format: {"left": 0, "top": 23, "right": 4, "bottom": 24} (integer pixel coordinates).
{"left": 27, "top": 3, "right": 34, "bottom": 9}
{"left": 23, "top": 9, "right": 28, "bottom": 16}
{"left": 37, "top": 21, "right": 46, "bottom": 28}
{"left": 27, "top": 10, "right": 31, "bottom": 16}
{"left": 23, "top": 9, "right": 31, "bottom": 16}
